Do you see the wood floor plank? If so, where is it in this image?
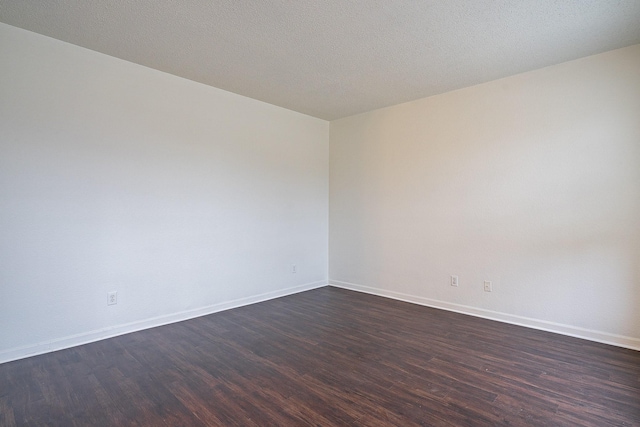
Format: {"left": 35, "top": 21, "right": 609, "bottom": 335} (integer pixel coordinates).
{"left": 1, "top": 287, "right": 639, "bottom": 426}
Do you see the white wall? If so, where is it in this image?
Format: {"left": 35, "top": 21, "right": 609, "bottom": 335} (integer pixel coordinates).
{"left": 2, "top": 22, "right": 639, "bottom": 363}
{"left": 0, "top": 23, "right": 329, "bottom": 363}
{"left": 330, "top": 44, "right": 640, "bottom": 349}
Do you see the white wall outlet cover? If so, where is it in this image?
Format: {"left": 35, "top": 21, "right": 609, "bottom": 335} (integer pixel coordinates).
{"left": 484, "top": 281, "right": 492, "bottom": 292}
{"left": 107, "top": 291, "right": 118, "bottom": 305}
{"left": 451, "top": 275, "right": 459, "bottom": 286}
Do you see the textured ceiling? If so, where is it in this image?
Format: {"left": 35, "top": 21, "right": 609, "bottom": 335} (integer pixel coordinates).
{"left": 1, "top": 1, "right": 640, "bottom": 120}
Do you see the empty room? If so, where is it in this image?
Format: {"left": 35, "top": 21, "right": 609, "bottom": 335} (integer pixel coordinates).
{"left": 1, "top": 1, "right": 639, "bottom": 426}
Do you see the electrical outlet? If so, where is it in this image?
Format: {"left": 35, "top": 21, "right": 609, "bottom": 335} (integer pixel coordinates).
{"left": 484, "top": 281, "right": 492, "bottom": 292}
{"left": 107, "top": 291, "right": 117, "bottom": 305}
{"left": 451, "top": 275, "right": 458, "bottom": 287}
{"left": 291, "top": 264, "right": 297, "bottom": 273}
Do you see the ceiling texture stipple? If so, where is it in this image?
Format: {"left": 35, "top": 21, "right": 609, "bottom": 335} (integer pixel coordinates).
{"left": 1, "top": 1, "right": 640, "bottom": 120}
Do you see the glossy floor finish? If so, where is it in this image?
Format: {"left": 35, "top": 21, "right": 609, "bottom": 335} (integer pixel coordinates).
{"left": 1, "top": 287, "right": 639, "bottom": 426}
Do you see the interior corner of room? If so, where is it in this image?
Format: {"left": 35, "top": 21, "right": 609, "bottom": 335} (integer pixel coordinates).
{"left": 1, "top": 20, "right": 640, "bottom": 366}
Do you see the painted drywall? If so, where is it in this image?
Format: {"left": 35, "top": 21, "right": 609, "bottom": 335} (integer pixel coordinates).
{"left": 330, "top": 44, "right": 640, "bottom": 348}
{"left": 0, "top": 23, "right": 329, "bottom": 363}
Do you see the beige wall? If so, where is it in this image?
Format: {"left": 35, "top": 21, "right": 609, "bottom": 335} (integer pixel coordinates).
{"left": 330, "top": 44, "right": 640, "bottom": 348}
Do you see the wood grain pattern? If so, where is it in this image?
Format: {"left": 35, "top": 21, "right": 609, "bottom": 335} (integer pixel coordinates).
{"left": 1, "top": 287, "right": 639, "bottom": 426}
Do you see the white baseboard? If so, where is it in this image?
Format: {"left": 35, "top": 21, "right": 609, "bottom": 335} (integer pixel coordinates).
{"left": 330, "top": 280, "right": 640, "bottom": 352}
{"left": 0, "top": 280, "right": 328, "bottom": 364}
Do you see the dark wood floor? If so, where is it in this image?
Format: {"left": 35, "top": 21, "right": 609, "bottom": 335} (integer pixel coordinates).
{"left": 1, "top": 287, "right": 639, "bottom": 426}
